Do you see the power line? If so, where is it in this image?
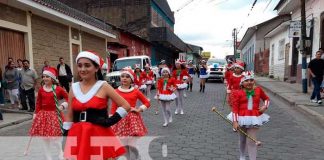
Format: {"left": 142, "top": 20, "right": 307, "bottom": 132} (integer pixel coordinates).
{"left": 237, "top": 0, "right": 258, "bottom": 34}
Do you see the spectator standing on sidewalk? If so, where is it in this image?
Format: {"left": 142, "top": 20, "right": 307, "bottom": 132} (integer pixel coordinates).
{"left": 42, "top": 60, "right": 51, "bottom": 73}
{"left": 57, "top": 57, "right": 73, "bottom": 92}
{"left": 3, "top": 61, "right": 20, "bottom": 109}
{"left": 20, "top": 60, "right": 38, "bottom": 111}
{"left": 308, "top": 50, "right": 324, "bottom": 104}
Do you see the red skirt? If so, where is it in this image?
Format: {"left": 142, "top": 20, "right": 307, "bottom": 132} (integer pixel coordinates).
{"left": 64, "top": 122, "right": 126, "bottom": 160}
{"left": 29, "top": 110, "right": 63, "bottom": 137}
{"left": 112, "top": 112, "right": 147, "bottom": 137}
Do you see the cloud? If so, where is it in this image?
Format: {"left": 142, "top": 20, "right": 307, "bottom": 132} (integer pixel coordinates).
{"left": 167, "top": 0, "right": 279, "bottom": 59}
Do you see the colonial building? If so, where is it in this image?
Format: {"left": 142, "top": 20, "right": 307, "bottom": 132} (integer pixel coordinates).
{"left": 58, "top": 0, "right": 188, "bottom": 65}
{"left": 0, "top": 0, "right": 116, "bottom": 79}
{"left": 273, "top": 0, "right": 324, "bottom": 84}
{"left": 238, "top": 15, "right": 291, "bottom": 74}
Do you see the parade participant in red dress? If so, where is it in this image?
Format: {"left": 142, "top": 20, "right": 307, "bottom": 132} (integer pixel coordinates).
{"left": 228, "top": 71, "right": 270, "bottom": 160}
{"left": 29, "top": 67, "right": 68, "bottom": 160}
{"left": 227, "top": 61, "right": 245, "bottom": 106}
{"left": 224, "top": 62, "right": 233, "bottom": 85}
{"left": 156, "top": 67, "right": 177, "bottom": 127}
{"left": 63, "top": 51, "right": 131, "bottom": 160}
{"left": 172, "top": 59, "right": 190, "bottom": 115}
{"left": 134, "top": 64, "right": 146, "bottom": 92}
{"left": 110, "top": 67, "right": 150, "bottom": 160}
{"left": 143, "top": 64, "right": 154, "bottom": 100}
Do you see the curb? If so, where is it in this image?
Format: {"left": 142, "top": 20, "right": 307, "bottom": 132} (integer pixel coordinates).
{"left": 256, "top": 81, "right": 324, "bottom": 128}
{"left": 0, "top": 117, "right": 32, "bottom": 129}
{"left": 0, "top": 108, "right": 33, "bottom": 114}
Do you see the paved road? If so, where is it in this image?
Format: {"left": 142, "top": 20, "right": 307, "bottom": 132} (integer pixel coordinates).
{"left": 1, "top": 79, "right": 324, "bottom": 160}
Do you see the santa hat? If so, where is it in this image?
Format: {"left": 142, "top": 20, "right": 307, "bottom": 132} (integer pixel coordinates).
{"left": 76, "top": 51, "right": 104, "bottom": 68}
{"left": 227, "top": 63, "right": 233, "bottom": 69}
{"left": 134, "top": 64, "right": 141, "bottom": 69}
{"left": 121, "top": 67, "right": 135, "bottom": 81}
{"left": 144, "top": 63, "right": 150, "bottom": 68}
{"left": 240, "top": 71, "right": 254, "bottom": 85}
{"left": 234, "top": 61, "right": 245, "bottom": 70}
{"left": 175, "top": 59, "right": 181, "bottom": 64}
{"left": 43, "top": 67, "right": 58, "bottom": 82}
{"left": 161, "top": 67, "right": 171, "bottom": 74}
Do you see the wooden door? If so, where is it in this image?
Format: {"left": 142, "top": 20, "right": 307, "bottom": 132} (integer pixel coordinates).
{"left": 72, "top": 44, "right": 80, "bottom": 81}
{"left": 0, "top": 28, "right": 25, "bottom": 69}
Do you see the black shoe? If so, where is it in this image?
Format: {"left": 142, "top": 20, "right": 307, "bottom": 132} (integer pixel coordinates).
{"left": 19, "top": 108, "right": 28, "bottom": 111}
{"left": 28, "top": 109, "right": 35, "bottom": 112}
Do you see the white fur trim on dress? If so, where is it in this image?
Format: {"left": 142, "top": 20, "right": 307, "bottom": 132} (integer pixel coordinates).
{"left": 200, "top": 75, "right": 208, "bottom": 79}
{"left": 60, "top": 102, "right": 68, "bottom": 109}
{"left": 227, "top": 112, "right": 270, "bottom": 127}
{"left": 76, "top": 51, "right": 100, "bottom": 65}
{"left": 72, "top": 80, "right": 105, "bottom": 103}
{"left": 158, "top": 93, "right": 177, "bottom": 101}
{"left": 139, "top": 84, "right": 147, "bottom": 90}
{"left": 176, "top": 83, "right": 188, "bottom": 90}
{"left": 183, "top": 76, "right": 189, "bottom": 80}
{"left": 161, "top": 67, "right": 170, "bottom": 74}
{"left": 145, "top": 80, "right": 153, "bottom": 85}
{"left": 116, "top": 107, "right": 128, "bottom": 118}
{"left": 139, "top": 105, "right": 147, "bottom": 111}
{"left": 117, "top": 86, "right": 135, "bottom": 93}
{"left": 63, "top": 122, "right": 73, "bottom": 130}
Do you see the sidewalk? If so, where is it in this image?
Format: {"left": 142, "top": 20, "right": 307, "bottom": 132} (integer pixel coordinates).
{"left": 255, "top": 76, "right": 324, "bottom": 128}
{"left": 0, "top": 104, "right": 33, "bottom": 129}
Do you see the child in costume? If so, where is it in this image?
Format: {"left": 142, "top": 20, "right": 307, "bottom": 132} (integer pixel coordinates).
{"left": 134, "top": 64, "right": 146, "bottom": 92}
{"left": 111, "top": 67, "right": 150, "bottom": 160}
{"left": 228, "top": 71, "right": 270, "bottom": 160}
{"left": 172, "top": 59, "right": 190, "bottom": 115}
{"left": 29, "top": 67, "right": 68, "bottom": 160}
{"left": 143, "top": 64, "right": 154, "bottom": 100}
{"left": 156, "top": 67, "right": 177, "bottom": 127}
{"left": 63, "top": 51, "right": 131, "bottom": 160}
{"left": 199, "top": 60, "right": 208, "bottom": 92}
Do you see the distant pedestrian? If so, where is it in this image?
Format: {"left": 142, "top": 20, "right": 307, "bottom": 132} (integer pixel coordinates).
{"left": 3, "top": 61, "right": 20, "bottom": 109}
{"left": 16, "top": 59, "right": 23, "bottom": 71}
{"left": 57, "top": 57, "right": 73, "bottom": 92}
{"left": 29, "top": 67, "right": 68, "bottom": 160}
{"left": 20, "top": 60, "right": 38, "bottom": 112}
{"left": 308, "top": 50, "right": 324, "bottom": 104}
{"left": 42, "top": 60, "right": 51, "bottom": 73}
{"left": 199, "top": 60, "right": 208, "bottom": 92}
{"left": 228, "top": 71, "right": 270, "bottom": 160}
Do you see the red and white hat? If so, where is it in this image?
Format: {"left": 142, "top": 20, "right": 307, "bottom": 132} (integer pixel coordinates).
{"left": 43, "top": 67, "right": 58, "bottom": 82}
{"left": 76, "top": 51, "right": 104, "bottom": 68}
{"left": 234, "top": 61, "right": 245, "bottom": 70}
{"left": 161, "top": 67, "right": 171, "bottom": 74}
{"left": 240, "top": 71, "right": 254, "bottom": 85}
{"left": 134, "top": 64, "right": 141, "bottom": 69}
{"left": 145, "top": 63, "right": 150, "bottom": 68}
{"left": 121, "top": 67, "right": 135, "bottom": 81}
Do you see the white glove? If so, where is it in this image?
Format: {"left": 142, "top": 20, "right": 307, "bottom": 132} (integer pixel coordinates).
{"left": 33, "top": 114, "right": 36, "bottom": 120}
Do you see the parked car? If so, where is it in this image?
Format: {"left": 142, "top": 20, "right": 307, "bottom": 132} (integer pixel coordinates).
{"left": 105, "top": 55, "right": 158, "bottom": 88}
{"left": 206, "top": 58, "right": 227, "bottom": 82}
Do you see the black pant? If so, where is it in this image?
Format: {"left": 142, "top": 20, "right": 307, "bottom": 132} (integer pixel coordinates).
{"left": 20, "top": 88, "right": 35, "bottom": 111}
{"left": 58, "top": 76, "right": 70, "bottom": 92}
{"left": 311, "top": 77, "right": 323, "bottom": 100}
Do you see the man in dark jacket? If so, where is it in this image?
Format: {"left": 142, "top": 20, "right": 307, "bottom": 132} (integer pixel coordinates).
{"left": 308, "top": 51, "right": 324, "bottom": 104}
{"left": 57, "top": 57, "right": 73, "bottom": 92}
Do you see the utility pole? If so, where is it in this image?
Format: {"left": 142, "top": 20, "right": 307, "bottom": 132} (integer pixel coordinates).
{"left": 300, "top": 0, "right": 307, "bottom": 93}
{"left": 232, "top": 28, "right": 237, "bottom": 58}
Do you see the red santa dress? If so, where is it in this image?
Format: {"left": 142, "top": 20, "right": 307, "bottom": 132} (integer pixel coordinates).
{"left": 172, "top": 69, "right": 190, "bottom": 89}
{"left": 29, "top": 85, "right": 68, "bottom": 137}
{"left": 111, "top": 86, "right": 150, "bottom": 136}
{"left": 227, "top": 73, "right": 244, "bottom": 106}
{"left": 64, "top": 81, "right": 125, "bottom": 160}
{"left": 144, "top": 70, "right": 154, "bottom": 85}
{"left": 227, "top": 86, "right": 270, "bottom": 128}
{"left": 134, "top": 71, "right": 147, "bottom": 90}
{"left": 156, "top": 77, "right": 177, "bottom": 101}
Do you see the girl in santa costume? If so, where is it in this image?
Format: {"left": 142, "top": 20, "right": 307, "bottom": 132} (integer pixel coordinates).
{"left": 172, "top": 59, "right": 190, "bottom": 115}
{"left": 110, "top": 67, "right": 150, "bottom": 160}
{"left": 227, "top": 61, "right": 245, "bottom": 106}
{"left": 199, "top": 60, "right": 208, "bottom": 92}
{"left": 134, "top": 64, "right": 146, "bottom": 93}
{"left": 156, "top": 67, "right": 177, "bottom": 127}
{"left": 63, "top": 51, "right": 131, "bottom": 160}
{"left": 224, "top": 62, "right": 233, "bottom": 85}
{"left": 143, "top": 64, "right": 154, "bottom": 100}
{"left": 187, "top": 60, "right": 195, "bottom": 92}
{"left": 228, "top": 71, "right": 270, "bottom": 160}
{"left": 29, "top": 67, "right": 68, "bottom": 160}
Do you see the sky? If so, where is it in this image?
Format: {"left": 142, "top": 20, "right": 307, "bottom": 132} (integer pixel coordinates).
{"left": 166, "top": 0, "right": 280, "bottom": 59}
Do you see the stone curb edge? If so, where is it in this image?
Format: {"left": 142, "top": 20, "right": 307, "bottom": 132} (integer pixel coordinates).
{"left": 0, "top": 117, "right": 32, "bottom": 129}
{"left": 256, "top": 81, "right": 324, "bottom": 128}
